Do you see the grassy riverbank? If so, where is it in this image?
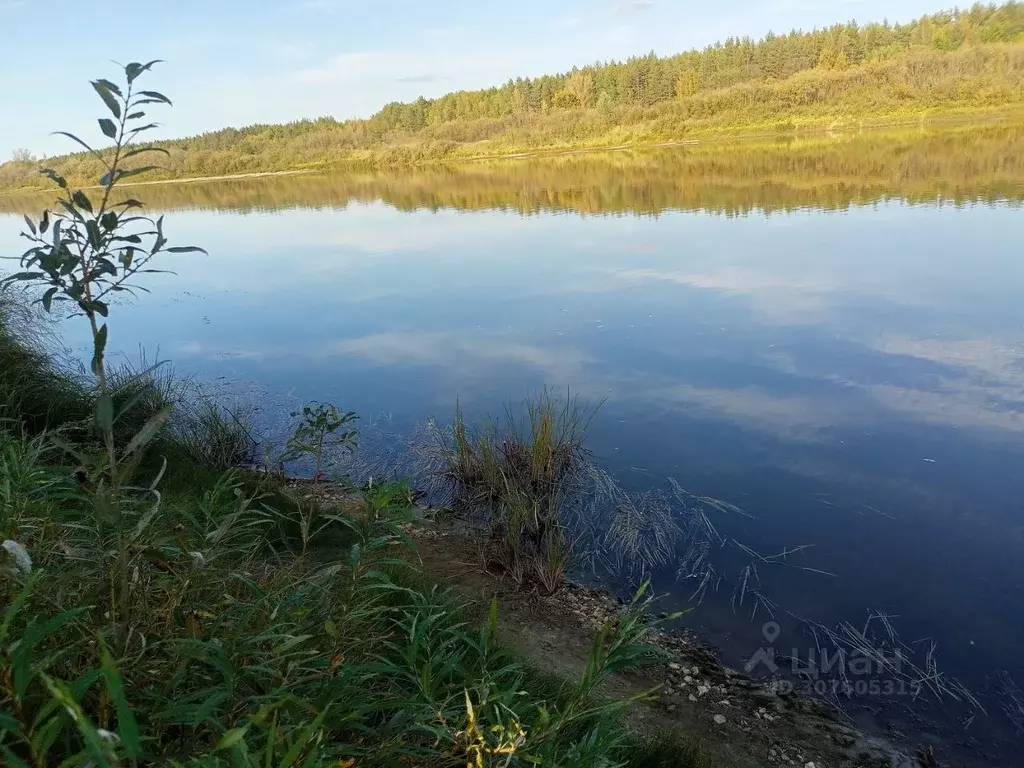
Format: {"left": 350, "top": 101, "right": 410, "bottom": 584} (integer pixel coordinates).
{"left": 0, "top": 292, "right": 710, "bottom": 766}
{"left": 1, "top": 3, "right": 1023, "bottom": 193}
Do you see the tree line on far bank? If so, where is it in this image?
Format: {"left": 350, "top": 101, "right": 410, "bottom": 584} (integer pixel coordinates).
{"left": 2, "top": 2, "right": 1023, "bottom": 191}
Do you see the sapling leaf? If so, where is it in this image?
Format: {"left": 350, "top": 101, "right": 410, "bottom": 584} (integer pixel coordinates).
{"left": 52, "top": 131, "right": 96, "bottom": 155}
{"left": 123, "top": 146, "right": 169, "bottom": 160}
{"left": 41, "top": 286, "right": 57, "bottom": 312}
{"left": 92, "top": 79, "right": 122, "bottom": 118}
{"left": 57, "top": 199, "right": 85, "bottom": 223}
{"left": 136, "top": 89, "right": 172, "bottom": 105}
{"left": 85, "top": 221, "right": 102, "bottom": 250}
{"left": 98, "top": 118, "right": 118, "bottom": 139}
{"left": 96, "top": 77, "right": 123, "bottom": 96}
{"left": 125, "top": 59, "right": 162, "bottom": 83}
{"left": 72, "top": 190, "right": 93, "bottom": 213}
{"left": 116, "top": 166, "right": 160, "bottom": 181}
{"left": 92, "top": 323, "right": 108, "bottom": 375}
{"left": 40, "top": 168, "right": 67, "bottom": 188}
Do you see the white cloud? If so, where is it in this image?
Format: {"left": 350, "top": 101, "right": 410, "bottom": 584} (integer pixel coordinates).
{"left": 296, "top": 52, "right": 382, "bottom": 85}
{"left": 584, "top": 265, "right": 833, "bottom": 324}
{"left": 293, "top": 45, "right": 536, "bottom": 92}
{"left": 330, "top": 331, "right": 593, "bottom": 381}
{"left": 174, "top": 330, "right": 595, "bottom": 385}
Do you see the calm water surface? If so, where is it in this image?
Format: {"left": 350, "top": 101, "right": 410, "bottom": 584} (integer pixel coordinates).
{"left": 2, "top": 131, "right": 1023, "bottom": 760}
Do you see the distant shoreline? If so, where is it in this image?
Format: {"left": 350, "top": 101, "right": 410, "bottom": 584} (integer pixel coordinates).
{"left": 0, "top": 109, "right": 1021, "bottom": 197}
{"left": 115, "top": 169, "right": 317, "bottom": 187}
{"left": 0, "top": 168, "right": 318, "bottom": 197}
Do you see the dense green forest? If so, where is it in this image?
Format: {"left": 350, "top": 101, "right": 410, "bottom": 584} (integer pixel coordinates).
{"left": 1, "top": 2, "right": 1024, "bottom": 191}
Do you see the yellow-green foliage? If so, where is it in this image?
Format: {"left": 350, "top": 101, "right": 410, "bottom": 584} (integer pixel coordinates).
{"left": 2, "top": 123, "right": 1020, "bottom": 217}
{"left": 1, "top": 3, "right": 1024, "bottom": 191}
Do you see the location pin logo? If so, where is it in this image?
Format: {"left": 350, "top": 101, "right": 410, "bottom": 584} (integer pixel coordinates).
{"left": 762, "top": 621, "right": 781, "bottom": 644}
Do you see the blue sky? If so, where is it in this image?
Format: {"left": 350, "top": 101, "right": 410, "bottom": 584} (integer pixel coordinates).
{"left": 1, "top": 0, "right": 946, "bottom": 158}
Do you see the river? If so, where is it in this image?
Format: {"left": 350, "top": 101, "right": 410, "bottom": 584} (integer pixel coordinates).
{"left": 2, "top": 124, "right": 1023, "bottom": 763}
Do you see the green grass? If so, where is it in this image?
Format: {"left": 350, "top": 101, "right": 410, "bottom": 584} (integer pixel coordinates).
{"left": 0, "top": 291, "right": 90, "bottom": 436}
{"left": 0, "top": 299, "right": 703, "bottom": 767}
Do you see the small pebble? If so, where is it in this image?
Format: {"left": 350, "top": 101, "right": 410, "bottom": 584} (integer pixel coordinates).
{"left": 713, "top": 713, "right": 727, "bottom": 725}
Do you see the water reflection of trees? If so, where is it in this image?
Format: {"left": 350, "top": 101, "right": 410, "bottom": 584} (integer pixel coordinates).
{"left": 2, "top": 126, "right": 1022, "bottom": 218}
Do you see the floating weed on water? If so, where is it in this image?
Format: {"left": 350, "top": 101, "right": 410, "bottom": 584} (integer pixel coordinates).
{"left": 997, "top": 670, "right": 1024, "bottom": 733}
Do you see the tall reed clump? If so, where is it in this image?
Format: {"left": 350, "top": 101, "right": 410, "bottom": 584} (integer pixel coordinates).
{"left": 441, "top": 392, "right": 598, "bottom": 593}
